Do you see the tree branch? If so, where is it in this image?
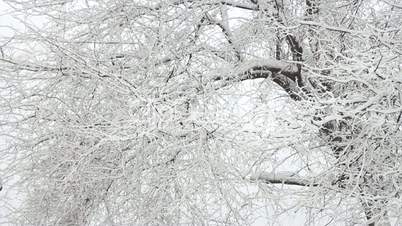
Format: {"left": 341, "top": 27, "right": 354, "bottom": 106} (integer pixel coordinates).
{"left": 251, "top": 172, "right": 320, "bottom": 187}
{"left": 161, "top": 0, "right": 259, "bottom": 11}
{"left": 298, "top": 20, "right": 357, "bottom": 34}
{"left": 221, "top": 59, "right": 305, "bottom": 100}
{"left": 205, "top": 13, "right": 242, "bottom": 61}
{"left": 238, "top": 59, "right": 300, "bottom": 81}
{"left": 215, "top": 0, "right": 259, "bottom": 11}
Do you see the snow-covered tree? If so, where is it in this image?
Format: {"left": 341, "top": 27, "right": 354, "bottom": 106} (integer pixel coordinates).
{"left": 0, "top": 0, "right": 401, "bottom": 225}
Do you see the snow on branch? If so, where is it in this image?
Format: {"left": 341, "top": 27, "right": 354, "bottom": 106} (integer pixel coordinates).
{"left": 250, "top": 172, "right": 319, "bottom": 187}
{"left": 148, "top": 0, "right": 259, "bottom": 12}
{"left": 237, "top": 59, "right": 300, "bottom": 80}
{"left": 206, "top": 0, "right": 259, "bottom": 11}
{"left": 298, "top": 20, "right": 358, "bottom": 34}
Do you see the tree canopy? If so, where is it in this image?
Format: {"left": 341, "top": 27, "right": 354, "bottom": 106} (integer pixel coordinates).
{"left": 0, "top": 0, "right": 402, "bottom": 225}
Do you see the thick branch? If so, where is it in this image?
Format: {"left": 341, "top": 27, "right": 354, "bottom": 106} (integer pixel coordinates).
{"left": 238, "top": 60, "right": 305, "bottom": 100}
{"left": 241, "top": 60, "right": 300, "bottom": 80}
{"left": 213, "top": 59, "right": 305, "bottom": 100}
{"left": 269, "top": 0, "right": 304, "bottom": 86}
{"left": 251, "top": 172, "right": 319, "bottom": 187}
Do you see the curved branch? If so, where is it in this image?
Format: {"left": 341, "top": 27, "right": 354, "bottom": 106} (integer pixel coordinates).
{"left": 214, "top": 59, "right": 306, "bottom": 100}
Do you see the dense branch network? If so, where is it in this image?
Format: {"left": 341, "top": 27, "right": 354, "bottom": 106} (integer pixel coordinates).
{"left": 0, "top": 0, "right": 401, "bottom": 225}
